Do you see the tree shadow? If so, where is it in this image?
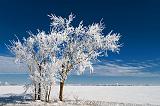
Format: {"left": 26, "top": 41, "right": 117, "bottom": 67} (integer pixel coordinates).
{"left": 0, "top": 94, "right": 32, "bottom": 105}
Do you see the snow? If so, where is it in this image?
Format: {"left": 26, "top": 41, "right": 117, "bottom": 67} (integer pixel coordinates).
{"left": 0, "top": 85, "right": 160, "bottom": 105}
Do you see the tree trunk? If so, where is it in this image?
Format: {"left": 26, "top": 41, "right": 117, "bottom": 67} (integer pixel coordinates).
{"left": 37, "top": 65, "right": 41, "bottom": 100}
{"left": 47, "top": 84, "right": 52, "bottom": 102}
{"left": 34, "top": 84, "right": 37, "bottom": 100}
{"left": 37, "top": 83, "right": 41, "bottom": 100}
{"left": 45, "top": 86, "right": 48, "bottom": 102}
{"left": 59, "top": 81, "right": 64, "bottom": 101}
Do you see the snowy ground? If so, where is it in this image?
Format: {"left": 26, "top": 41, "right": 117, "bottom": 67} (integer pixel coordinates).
{"left": 0, "top": 85, "right": 160, "bottom": 106}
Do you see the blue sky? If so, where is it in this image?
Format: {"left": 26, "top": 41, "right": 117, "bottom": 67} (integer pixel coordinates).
{"left": 0, "top": 0, "right": 160, "bottom": 77}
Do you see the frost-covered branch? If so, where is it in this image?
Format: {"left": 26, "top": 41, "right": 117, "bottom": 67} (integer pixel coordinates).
{"left": 8, "top": 13, "right": 121, "bottom": 102}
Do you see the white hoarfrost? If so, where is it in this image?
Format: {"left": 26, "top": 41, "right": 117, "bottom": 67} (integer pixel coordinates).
{"left": 8, "top": 13, "right": 121, "bottom": 101}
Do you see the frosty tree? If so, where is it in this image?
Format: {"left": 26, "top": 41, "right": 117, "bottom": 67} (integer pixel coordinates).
{"left": 8, "top": 31, "right": 63, "bottom": 101}
{"left": 8, "top": 13, "right": 121, "bottom": 102}
{"left": 48, "top": 14, "right": 121, "bottom": 101}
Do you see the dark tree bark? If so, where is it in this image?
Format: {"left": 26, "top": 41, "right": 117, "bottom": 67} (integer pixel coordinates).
{"left": 37, "top": 83, "right": 41, "bottom": 100}
{"left": 45, "top": 86, "right": 48, "bottom": 102}
{"left": 59, "top": 81, "right": 64, "bottom": 101}
{"left": 34, "top": 84, "right": 37, "bottom": 100}
{"left": 37, "top": 65, "right": 42, "bottom": 100}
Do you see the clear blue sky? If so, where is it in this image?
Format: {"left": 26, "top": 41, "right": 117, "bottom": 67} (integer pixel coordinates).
{"left": 0, "top": 0, "right": 160, "bottom": 77}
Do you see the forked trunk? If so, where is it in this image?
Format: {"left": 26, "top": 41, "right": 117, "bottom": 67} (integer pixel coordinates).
{"left": 59, "top": 81, "right": 64, "bottom": 101}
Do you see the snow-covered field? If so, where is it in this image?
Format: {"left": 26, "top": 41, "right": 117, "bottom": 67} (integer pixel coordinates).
{"left": 0, "top": 85, "right": 160, "bottom": 106}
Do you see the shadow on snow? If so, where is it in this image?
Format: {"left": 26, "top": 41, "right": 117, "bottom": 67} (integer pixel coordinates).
{"left": 0, "top": 94, "right": 32, "bottom": 105}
